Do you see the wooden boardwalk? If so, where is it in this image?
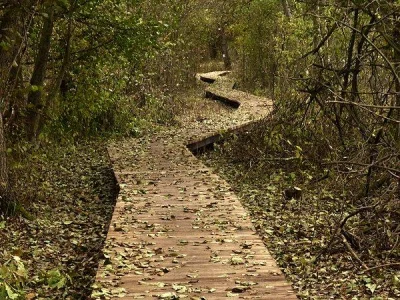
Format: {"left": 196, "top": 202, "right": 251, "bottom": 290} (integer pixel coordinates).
{"left": 92, "top": 72, "right": 297, "bottom": 299}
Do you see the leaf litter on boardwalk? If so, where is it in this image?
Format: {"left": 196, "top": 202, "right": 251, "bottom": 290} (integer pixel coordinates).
{"left": 92, "top": 83, "right": 293, "bottom": 299}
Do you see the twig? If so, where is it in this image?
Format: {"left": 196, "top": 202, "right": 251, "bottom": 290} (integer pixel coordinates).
{"left": 337, "top": 20, "right": 400, "bottom": 87}
{"left": 327, "top": 100, "right": 400, "bottom": 110}
{"left": 389, "top": 171, "right": 400, "bottom": 179}
{"left": 363, "top": 263, "right": 400, "bottom": 272}
{"left": 316, "top": 206, "right": 374, "bottom": 262}
{"left": 323, "top": 161, "right": 400, "bottom": 174}
{"left": 302, "top": 22, "right": 339, "bottom": 58}
{"left": 263, "top": 157, "right": 300, "bottom": 162}
{"left": 341, "top": 233, "right": 368, "bottom": 270}
{"left": 340, "top": 205, "right": 376, "bottom": 228}
{"left": 310, "top": 171, "right": 330, "bottom": 184}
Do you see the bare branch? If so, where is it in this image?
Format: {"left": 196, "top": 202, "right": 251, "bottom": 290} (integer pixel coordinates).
{"left": 302, "top": 22, "right": 339, "bottom": 59}
{"left": 342, "top": 233, "right": 368, "bottom": 270}
{"left": 327, "top": 100, "right": 400, "bottom": 110}
{"left": 324, "top": 161, "right": 400, "bottom": 174}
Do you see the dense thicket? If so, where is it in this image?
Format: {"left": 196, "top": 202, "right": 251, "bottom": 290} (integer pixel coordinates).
{"left": 204, "top": 0, "right": 400, "bottom": 297}
{"left": 229, "top": 0, "right": 400, "bottom": 248}
{"left": 235, "top": 0, "right": 399, "bottom": 196}
{"left": 0, "top": 0, "right": 213, "bottom": 214}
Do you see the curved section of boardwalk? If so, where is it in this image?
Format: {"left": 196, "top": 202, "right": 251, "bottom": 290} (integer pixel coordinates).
{"left": 92, "top": 72, "right": 296, "bottom": 299}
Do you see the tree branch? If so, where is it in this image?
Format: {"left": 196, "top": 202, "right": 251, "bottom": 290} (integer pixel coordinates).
{"left": 302, "top": 22, "right": 339, "bottom": 58}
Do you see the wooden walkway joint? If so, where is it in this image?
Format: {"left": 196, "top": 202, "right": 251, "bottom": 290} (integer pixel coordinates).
{"left": 92, "top": 71, "right": 297, "bottom": 299}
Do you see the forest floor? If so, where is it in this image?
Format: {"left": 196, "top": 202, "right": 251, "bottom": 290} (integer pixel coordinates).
{"left": 1, "top": 81, "right": 399, "bottom": 299}
{"left": 199, "top": 122, "right": 400, "bottom": 299}
{"left": 0, "top": 142, "right": 118, "bottom": 299}
{"left": 0, "top": 87, "right": 237, "bottom": 300}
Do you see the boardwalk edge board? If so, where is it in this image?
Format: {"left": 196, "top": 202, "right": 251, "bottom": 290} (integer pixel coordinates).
{"left": 188, "top": 71, "right": 263, "bottom": 152}
{"left": 204, "top": 90, "right": 240, "bottom": 109}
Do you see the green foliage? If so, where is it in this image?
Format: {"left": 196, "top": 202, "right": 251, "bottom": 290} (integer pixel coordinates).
{"left": 1, "top": 0, "right": 398, "bottom": 296}
{"left": 36, "top": 0, "right": 210, "bottom": 140}
{"left": 232, "top": 0, "right": 312, "bottom": 98}
{"left": 42, "top": 269, "right": 69, "bottom": 289}
{"left": 36, "top": 0, "right": 175, "bottom": 139}
{"left": 0, "top": 256, "right": 27, "bottom": 299}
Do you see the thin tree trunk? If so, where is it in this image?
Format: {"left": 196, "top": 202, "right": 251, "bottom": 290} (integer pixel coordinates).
{"left": 348, "top": 16, "right": 376, "bottom": 140}
{"left": 281, "top": 0, "right": 292, "bottom": 18}
{"left": 393, "top": 11, "right": 400, "bottom": 137}
{"left": 26, "top": 6, "right": 55, "bottom": 140}
{"left": 341, "top": 9, "right": 358, "bottom": 100}
{"left": 335, "top": 9, "right": 359, "bottom": 148}
{"left": 0, "top": 5, "right": 19, "bottom": 102}
{"left": 220, "top": 25, "right": 232, "bottom": 70}
{"left": 0, "top": 3, "right": 25, "bottom": 210}
{"left": 0, "top": 112, "right": 9, "bottom": 212}
{"left": 38, "top": 7, "right": 74, "bottom": 133}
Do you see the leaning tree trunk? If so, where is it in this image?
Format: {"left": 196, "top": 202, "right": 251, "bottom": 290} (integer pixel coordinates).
{"left": 26, "top": 7, "right": 55, "bottom": 141}
{"left": 0, "top": 3, "right": 23, "bottom": 212}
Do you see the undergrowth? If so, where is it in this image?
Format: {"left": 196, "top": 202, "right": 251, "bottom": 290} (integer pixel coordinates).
{"left": 0, "top": 85, "right": 210, "bottom": 299}
{"left": 200, "top": 117, "right": 400, "bottom": 299}
{"left": 0, "top": 140, "right": 118, "bottom": 299}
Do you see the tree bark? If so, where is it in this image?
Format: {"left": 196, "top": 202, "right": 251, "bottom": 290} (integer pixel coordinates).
{"left": 220, "top": 25, "right": 232, "bottom": 70}
{"left": 0, "top": 2, "right": 29, "bottom": 210}
{"left": 281, "top": 0, "right": 292, "bottom": 18}
{"left": 26, "top": 6, "right": 55, "bottom": 140}
{"left": 0, "top": 112, "right": 9, "bottom": 212}
{"left": 393, "top": 10, "right": 400, "bottom": 137}
{"left": 0, "top": 4, "right": 20, "bottom": 102}
{"left": 38, "top": 5, "right": 74, "bottom": 134}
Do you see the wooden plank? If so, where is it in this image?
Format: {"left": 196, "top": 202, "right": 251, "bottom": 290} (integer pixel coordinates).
{"left": 196, "top": 71, "right": 231, "bottom": 83}
{"left": 205, "top": 90, "right": 241, "bottom": 108}
{"left": 92, "top": 71, "right": 296, "bottom": 300}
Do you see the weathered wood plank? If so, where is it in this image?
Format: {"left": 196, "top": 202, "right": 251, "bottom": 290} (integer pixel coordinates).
{"left": 92, "top": 71, "right": 296, "bottom": 299}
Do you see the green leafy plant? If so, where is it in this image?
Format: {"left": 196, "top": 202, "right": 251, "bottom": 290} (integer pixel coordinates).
{"left": 0, "top": 256, "right": 27, "bottom": 299}
{"left": 44, "top": 269, "right": 69, "bottom": 289}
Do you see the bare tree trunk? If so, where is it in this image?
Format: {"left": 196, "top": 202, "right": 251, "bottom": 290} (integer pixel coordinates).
{"left": 348, "top": 16, "right": 376, "bottom": 140}
{"left": 393, "top": 11, "right": 400, "bottom": 137}
{"left": 220, "top": 25, "right": 232, "bottom": 70}
{"left": 38, "top": 5, "right": 74, "bottom": 134}
{"left": 0, "top": 3, "right": 25, "bottom": 211}
{"left": 209, "top": 39, "right": 218, "bottom": 60}
{"left": 281, "top": 0, "right": 292, "bottom": 18}
{"left": 0, "top": 4, "right": 19, "bottom": 102}
{"left": 0, "top": 112, "right": 9, "bottom": 212}
{"left": 26, "top": 7, "right": 55, "bottom": 140}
